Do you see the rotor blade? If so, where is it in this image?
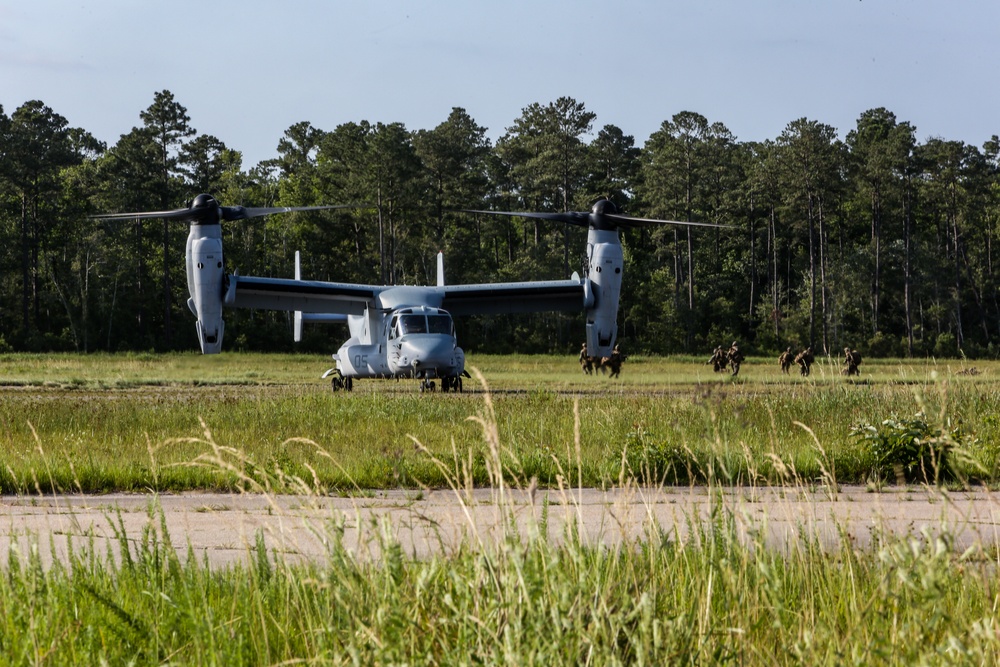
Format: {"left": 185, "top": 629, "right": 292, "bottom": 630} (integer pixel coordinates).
{"left": 222, "top": 204, "right": 361, "bottom": 221}
{"left": 606, "top": 213, "right": 734, "bottom": 229}
{"left": 90, "top": 208, "right": 193, "bottom": 222}
{"left": 460, "top": 209, "right": 591, "bottom": 227}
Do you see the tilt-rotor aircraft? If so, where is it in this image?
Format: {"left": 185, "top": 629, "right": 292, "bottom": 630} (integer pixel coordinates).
{"left": 94, "top": 195, "right": 725, "bottom": 392}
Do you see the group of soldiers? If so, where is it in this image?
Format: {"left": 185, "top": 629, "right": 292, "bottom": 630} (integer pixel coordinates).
{"left": 577, "top": 340, "right": 863, "bottom": 379}
{"left": 707, "top": 341, "right": 745, "bottom": 376}
{"left": 579, "top": 343, "right": 627, "bottom": 378}
{"left": 778, "top": 346, "right": 815, "bottom": 376}
{"left": 777, "top": 345, "right": 862, "bottom": 376}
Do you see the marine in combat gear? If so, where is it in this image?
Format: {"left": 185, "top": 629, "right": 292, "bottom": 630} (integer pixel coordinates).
{"left": 727, "top": 340, "right": 745, "bottom": 377}
{"left": 778, "top": 346, "right": 794, "bottom": 374}
{"left": 794, "top": 347, "right": 815, "bottom": 376}
{"left": 707, "top": 345, "right": 728, "bottom": 372}
{"left": 843, "top": 347, "right": 862, "bottom": 376}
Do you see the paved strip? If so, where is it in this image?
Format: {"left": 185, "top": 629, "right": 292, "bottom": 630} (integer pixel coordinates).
{"left": 2, "top": 486, "right": 998, "bottom": 568}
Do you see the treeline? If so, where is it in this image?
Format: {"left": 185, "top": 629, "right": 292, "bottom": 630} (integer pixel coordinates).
{"left": 1, "top": 91, "right": 998, "bottom": 358}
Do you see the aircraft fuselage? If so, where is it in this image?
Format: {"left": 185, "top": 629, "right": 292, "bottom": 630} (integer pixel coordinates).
{"left": 328, "top": 304, "right": 465, "bottom": 390}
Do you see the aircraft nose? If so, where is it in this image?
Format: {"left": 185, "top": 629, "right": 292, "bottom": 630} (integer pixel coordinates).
{"left": 402, "top": 336, "right": 455, "bottom": 369}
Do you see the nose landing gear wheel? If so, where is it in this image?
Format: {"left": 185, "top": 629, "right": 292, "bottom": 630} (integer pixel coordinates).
{"left": 419, "top": 379, "right": 436, "bottom": 393}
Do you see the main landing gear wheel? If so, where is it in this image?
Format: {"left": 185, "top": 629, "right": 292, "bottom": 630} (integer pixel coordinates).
{"left": 441, "top": 376, "right": 463, "bottom": 393}
{"left": 331, "top": 376, "right": 354, "bottom": 393}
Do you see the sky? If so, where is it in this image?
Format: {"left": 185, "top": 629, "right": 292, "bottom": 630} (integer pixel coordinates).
{"left": 1, "top": 1, "right": 998, "bottom": 168}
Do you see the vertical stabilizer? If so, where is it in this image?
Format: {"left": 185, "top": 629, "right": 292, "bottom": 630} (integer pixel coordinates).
{"left": 436, "top": 252, "right": 445, "bottom": 287}
{"left": 293, "top": 251, "right": 303, "bottom": 342}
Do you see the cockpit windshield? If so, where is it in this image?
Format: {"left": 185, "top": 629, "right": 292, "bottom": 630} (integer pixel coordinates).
{"left": 394, "top": 311, "right": 455, "bottom": 337}
{"left": 398, "top": 314, "right": 428, "bottom": 335}
{"left": 427, "top": 315, "right": 454, "bottom": 335}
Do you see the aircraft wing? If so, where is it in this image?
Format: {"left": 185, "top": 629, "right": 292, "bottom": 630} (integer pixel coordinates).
{"left": 440, "top": 278, "right": 590, "bottom": 316}
{"left": 225, "top": 275, "right": 378, "bottom": 316}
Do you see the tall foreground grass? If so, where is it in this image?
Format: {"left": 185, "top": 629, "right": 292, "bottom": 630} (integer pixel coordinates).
{"left": 3, "top": 380, "right": 1000, "bottom": 664}
{"left": 4, "top": 500, "right": 1000, "bottom": 664}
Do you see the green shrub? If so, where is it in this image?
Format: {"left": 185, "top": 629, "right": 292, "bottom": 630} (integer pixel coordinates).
{"left": 933, "top": 333, "right": 958, "bottom": 358}
{"left": 851, "top": 413, "right": 968, "bottom": 484}
{"left": 611, "top": 427, "right": 706, "bottom": 484}
{"left": 866, "top": 331, "right": 898, "bottom": 358}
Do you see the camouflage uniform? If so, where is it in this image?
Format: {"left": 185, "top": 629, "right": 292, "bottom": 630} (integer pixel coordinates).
{"left": 843, "top": 347, "right": 862, "bottom": 376}
{"left": 727, "top": 341, "right": 745, "bottom": 377}
{"left": 706, "top": 345, "right": 726, "bottom": 372}
{"left": 794, "top": 347, "right": 815, "bottom": 376}
{"left": 778, "top": 346, "right": 793, "bottom": 374}
{"left": 579, "top": 343, "right": 594, "bottom": 375}
{"left": 603, "top": 346, "right": 626, "bottom": 378}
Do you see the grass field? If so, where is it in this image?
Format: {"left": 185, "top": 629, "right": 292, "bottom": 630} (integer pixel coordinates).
{"left": 4, "top": 352, "right": 1000, "bottom": 663}
{"left": 0, "top": 351, "right": 997, "bottom": 493}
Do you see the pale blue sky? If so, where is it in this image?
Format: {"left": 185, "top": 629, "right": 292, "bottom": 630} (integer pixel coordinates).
{"left": 1, "top": 1, "right": 997, "bottom": 168}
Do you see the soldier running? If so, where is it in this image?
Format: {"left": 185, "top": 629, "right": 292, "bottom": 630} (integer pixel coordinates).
{"left": 778, "top": 346, "right": 794, "bottom": 374}
{"left": 707, "top": 345, "right": 728, "bottom": 372}
{"left": 843, "top": 347, "right": 862, "bottom": 376}
{"left": 727, "top": 341, "right": 745, "bottom": 377}
{"left": 794, "top": 347, "right": 815, "bottom": 376}
{"left": 601, "top": 344, "right": 626, "bottom": 378}
{"left": 579, "top": 342, "right": 594, "bottom": 375}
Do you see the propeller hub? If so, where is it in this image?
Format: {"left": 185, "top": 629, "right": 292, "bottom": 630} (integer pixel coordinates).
{"left": 190, "top": 193, "right": 217, "bottom": 209}
{"left": 590, "top": 199, "right": 619, "bottom": 216}
{"left": 589, "top": 198, "right": 621, "bottom": 231}
{"left": 189, "top": 193, "right": 223, "bottom": 225}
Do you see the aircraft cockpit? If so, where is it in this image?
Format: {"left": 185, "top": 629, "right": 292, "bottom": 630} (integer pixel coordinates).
{"left": 388, "top": 307, "right": 455, "bottom": 340}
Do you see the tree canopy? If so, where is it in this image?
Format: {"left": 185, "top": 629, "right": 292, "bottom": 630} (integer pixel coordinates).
{"left": 0, "top": 90, "right": 998, "bottom": 358}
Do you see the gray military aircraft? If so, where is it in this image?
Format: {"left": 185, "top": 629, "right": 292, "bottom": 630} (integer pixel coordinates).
{"left": 94, "top": 194, "right": 725, "bottom": 392}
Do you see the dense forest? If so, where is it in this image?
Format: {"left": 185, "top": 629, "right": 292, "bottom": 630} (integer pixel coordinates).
{"left": 1, "top": 90, "right": 998, "bottom": 358}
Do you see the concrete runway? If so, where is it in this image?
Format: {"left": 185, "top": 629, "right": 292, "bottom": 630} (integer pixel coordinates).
{"left": 3, "top": 485, "right": 1000, "bottom": 568}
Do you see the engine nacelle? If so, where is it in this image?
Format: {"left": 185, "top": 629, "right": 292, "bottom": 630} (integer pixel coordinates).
{"left": 585, "top": 230, "right": 623, "bottom": 359}
{"left": 185, "top": 223, "right": 226, "bottom": 354}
